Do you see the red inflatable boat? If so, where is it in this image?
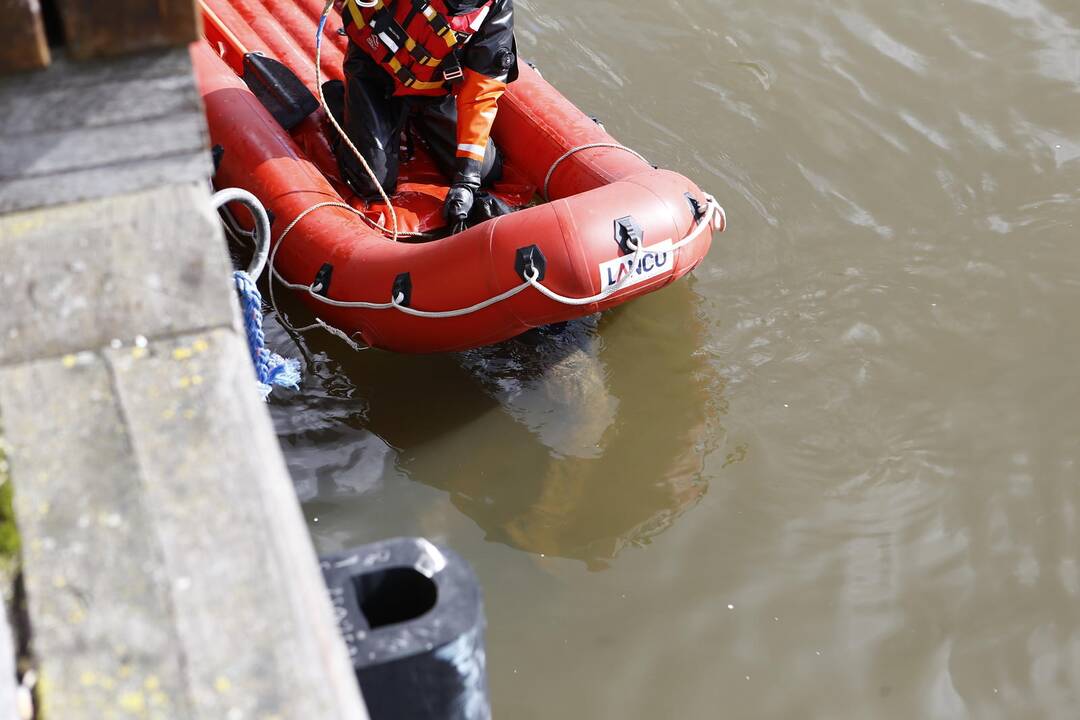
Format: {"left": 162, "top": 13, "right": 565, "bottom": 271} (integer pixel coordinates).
{"left": 195, "top": 0, "right": 725, "bottom": 353}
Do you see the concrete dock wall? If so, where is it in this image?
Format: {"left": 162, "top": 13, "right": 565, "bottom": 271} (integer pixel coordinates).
{"left": 0, "top": 16, "right": 370, "bottom": 720}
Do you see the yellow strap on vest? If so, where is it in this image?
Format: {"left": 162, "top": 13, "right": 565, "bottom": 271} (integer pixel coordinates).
{"left": 345, "top": 0, "right": 380, "bottom": 29}
{"left": 348, "top": 0, "right": 455, "bottom": 49}
{"left": 420, "top": 3, "right": 457, "bottom": 48}
{"left": 403, "top": 37, "right": 443, "bottom": 68}
{"left": 406, "top": 77, "right": 448, "bottom": 90}
{"left": 345, "top": 0, "right": 458, "bottom": 87}
{"left": 385, "top": 56, "right": 447, "bottom": 90}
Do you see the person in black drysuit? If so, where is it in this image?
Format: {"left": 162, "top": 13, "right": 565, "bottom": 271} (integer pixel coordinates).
{"left": 331, "top": 0, "right": 518, "bottom": 231}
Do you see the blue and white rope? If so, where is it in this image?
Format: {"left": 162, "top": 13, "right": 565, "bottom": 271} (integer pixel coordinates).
{"left": 235, "top": 270, "right": 301, "bottom": 400}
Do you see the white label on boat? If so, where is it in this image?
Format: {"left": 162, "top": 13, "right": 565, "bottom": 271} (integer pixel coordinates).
{"left": 598, "top": 239, "right": 674, "bottom": 292}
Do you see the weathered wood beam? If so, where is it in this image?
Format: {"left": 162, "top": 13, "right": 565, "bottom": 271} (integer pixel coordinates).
{"left": 53, "top": 0, "right": 201, "bottom": 60}
{"left": 0, "top": 42, "right": 369, "bottom": 717}
{"left": 0, "top": 47, "right": 210, "bottom": 215}
{"left": 0, "top": 183, "right": 370, "bottom": 719}
{"left": 0, "top": 184, "right": 238, "bottom": 368}
{"left": 0, "top": 0, "right": 51, "bottom": 74}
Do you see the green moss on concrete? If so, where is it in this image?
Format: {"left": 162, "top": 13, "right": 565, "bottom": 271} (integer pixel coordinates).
{"left": 0, "top": 449, "right": 17, "bottom": 564}
{"left": 0, "top": 447, "right": 20, "bottom": 607}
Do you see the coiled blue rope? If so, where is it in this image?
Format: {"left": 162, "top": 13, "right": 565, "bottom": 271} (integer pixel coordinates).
{"left": 235, "top": 270, "right": 301, "bottom": 400}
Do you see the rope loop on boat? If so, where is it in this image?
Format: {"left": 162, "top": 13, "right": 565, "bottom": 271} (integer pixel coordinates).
{"left": 524, "top": 194, "right": 724, "bottom": 306}
{"left": 211, "top": 187, "right": 271, "bottom": 278}
{"left": 266, "top": 193, "right": 725, "bottom": 338}
{"left": 212, "top": 187, "right": 302, "bottom": 397}
{"left": 542, "top": 143, "right": 651, "bottom": 201}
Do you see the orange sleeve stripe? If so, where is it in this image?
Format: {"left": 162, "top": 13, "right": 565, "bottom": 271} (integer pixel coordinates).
{"left": 455, "top": 68, "right": 507, "bottom": 161}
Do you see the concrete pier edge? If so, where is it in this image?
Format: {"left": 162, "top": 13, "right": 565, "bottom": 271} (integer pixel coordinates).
{"left": 0, "top": 43, "right": 369, "bottom": 719}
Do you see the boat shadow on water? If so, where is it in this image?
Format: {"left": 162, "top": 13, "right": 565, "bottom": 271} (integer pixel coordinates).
{"left": 268, "top": 275, "right": 733, "bottom": 570}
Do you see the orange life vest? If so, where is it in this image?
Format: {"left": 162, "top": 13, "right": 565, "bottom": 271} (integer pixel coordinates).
{"left": 342, "top": 0, "right": 494, "bottom": 96}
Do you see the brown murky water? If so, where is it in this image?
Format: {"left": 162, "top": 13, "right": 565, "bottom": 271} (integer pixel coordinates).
{"left": 265, "top": 1, "right": 1080, "bottom": 717}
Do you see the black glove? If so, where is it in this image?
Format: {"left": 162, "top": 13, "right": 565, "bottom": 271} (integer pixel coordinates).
{"left": 443, "top": 183, "right": 476, "bottom": 234}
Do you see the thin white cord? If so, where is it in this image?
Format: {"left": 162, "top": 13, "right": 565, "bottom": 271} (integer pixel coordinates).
{"left": 543, "top": 143, "right": 650, "bottom": 201}
{"left": 316, "top": 1, "right": 400, "bottom": 241}
{"left": 268, "top": 194, "right": 724, "bottom": 321}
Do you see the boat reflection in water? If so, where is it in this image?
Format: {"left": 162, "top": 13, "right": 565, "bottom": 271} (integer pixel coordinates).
{"left": 270, "top": 277, "right": 730, "bottom": 569}
{"left": 446, "top": 282, "right": 729, "bottom": 569}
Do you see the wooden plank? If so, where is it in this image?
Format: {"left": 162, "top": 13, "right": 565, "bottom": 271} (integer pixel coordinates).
{"left": 108, "top": 330, "right": 369, "bottom": 719}
{"left": 0, "top": 47, "right": 209, "bottom": 214}
{"left": 0, "top": 353, "right": 196, "bottom": 720}
{"left": 0, "top": 151, "right": 212, "bottom": 216}
{"left": 0, "top": 113, "right": 207, "bottom": 179}
{"left": 2, "top": 71, "right": 198, "bottom": 137}
{"left": 0, "top": 45, "right": 191, "bottom": 94}
{"left": 0, "top": 39, "right": 368, "bottom": 719}
{"left": 1, "top": 114, "right": 207, "bottom": 180}
{"left": 0, "top": 0, "right": 50, "bottom": 74}
{"left": 0, "top": 183, "right": 237, "bottom": 367}
{"left": 54, "top": 0, "right": 201, "bottom": 60}
{"left": 0, "top": 330, "right": 369, "bottom": 719}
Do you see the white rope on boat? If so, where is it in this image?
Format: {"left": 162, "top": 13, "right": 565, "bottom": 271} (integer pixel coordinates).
{"left": 267, "top": 193, "right": 725, "bottom": 329}
{"left": 525, "top": 195, "right": 725, "bottom": 306}
{"left": 316, "top": 1, "right": 400, "bottom": 241}
{"left": 542, "top": 143, "right": 651, "bottom": 201}
{"left": 267, "top": 201, "right": 426, "bottom": 317}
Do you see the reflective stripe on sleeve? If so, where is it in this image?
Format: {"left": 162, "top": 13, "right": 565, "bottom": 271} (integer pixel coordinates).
{"left": 455, "top": 68, "right": 507, "bottom": 160}
{"left": 469, "top": 6, "right": 490, "bottom": 30}
{"left": 457, "top": 143, "right": 487, "bottom": 159}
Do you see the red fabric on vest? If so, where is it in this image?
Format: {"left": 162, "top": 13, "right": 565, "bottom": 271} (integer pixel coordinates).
{"left": 343, "top": 0, "right": 492, "bottom": 97}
